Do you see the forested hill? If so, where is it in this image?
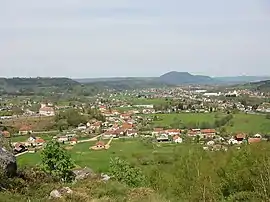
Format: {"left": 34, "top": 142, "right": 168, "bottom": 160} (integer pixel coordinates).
{"left": 0, "top": 77, "right": 81, "bottom": 95}
{"left": 249, "top": 80, "right": 270, "bottom": 92}
{"left": 0, "top": 77, "right": 172, "bottom": 96}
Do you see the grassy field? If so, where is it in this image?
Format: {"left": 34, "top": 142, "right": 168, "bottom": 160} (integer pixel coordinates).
{"left": 131, "top": 98, "right": 168, "bottom": 105}
{"left": 151, "top": 112, "right": 270, "bottom": 134}
{"left": 3, "top": 116, "right": 55, "bottom": 131}
{"left": 226, "top": 113, "right": 270, "bottom": 134}
{"left": 152, "top": 113, "right": 219, "bottom": 127}
{"left": 17, "top": 138, "right": 179, "bottom": 172}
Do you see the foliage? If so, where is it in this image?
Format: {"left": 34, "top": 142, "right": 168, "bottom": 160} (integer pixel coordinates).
{"left": 109, "top": 157, "right": 147, "bottom": 187}
{"left": 41, "top": 140, "right": 75, "bottom": 182}
{"left": 55, "top": 109, "right": 87, "bottom": 128}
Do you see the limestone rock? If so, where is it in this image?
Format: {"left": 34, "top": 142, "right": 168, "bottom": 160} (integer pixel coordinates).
{"left": 73, "top": 167, "right": 94, "bottom": 180}
{"left": 50, "top": 187, "right": 73, "bottom": 199}
{"left": 0, "top": 147, "right": 17, "bottom": 176}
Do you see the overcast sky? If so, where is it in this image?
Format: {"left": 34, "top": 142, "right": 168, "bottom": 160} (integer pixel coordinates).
{"left": 0, "top": 0, "right": 270, "bottom": 78}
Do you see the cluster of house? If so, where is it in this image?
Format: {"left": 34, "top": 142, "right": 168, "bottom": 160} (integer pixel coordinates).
{"left": 152, "top": 128, "right": 217, "bottom": 142}
{"left": 13, "top": 136, "right": 46, "bottom": 154}
{"left": 77, "top": 120, "right": 102, "bottom": 132}
{"left": 103, "top": 122, "right": 138, "bottom": 138}
{"left": 12, "top": 133, "right": 79, "bottom": 154}
{"left": 152, "top": 128, "right": 183, "bottom": 143}
{"left": 228, "top": 133, "right": 262, "bottom": 145}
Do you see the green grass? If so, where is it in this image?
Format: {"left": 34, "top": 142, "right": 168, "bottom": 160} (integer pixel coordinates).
{"left": 17, "top": 139, "right": 180, "bottom": 172}
{"left": 152, "top": 113, "right": 219, "bottom": 128}
{"left": 226, "top": 113, "right": 270, "bottom": 134}
{"left": 130, "top": 98, "right": 168, "bottom": 105}
{"left": 151, "top": 112, "right": 270, "bottom": 134}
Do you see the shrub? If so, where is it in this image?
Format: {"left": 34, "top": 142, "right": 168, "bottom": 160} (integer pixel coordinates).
{"left": 41, "top": 140, "right": 75, "bottom": 182}
{"left": 109, "top": 157, "right": 147, "bottom": 187}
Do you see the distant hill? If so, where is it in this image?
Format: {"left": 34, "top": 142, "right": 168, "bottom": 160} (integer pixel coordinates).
{"left": 215, "top": 76, "right": 270, "bottom": 84}
{"left": 0, "top": 77, "right": 81, "bottom": 95}
{"left": 84, "top": 78, "right": 172, "bottom": 91}
{"left": 157, "top": 72, "right": 270, "bottom": 85}
{"left": 157, "top": 71, "right": 216, "bottom": 85}
{"left": 75, "top": 77, "right": 155, "bottom": 83}
{"left": 243, "top": 80, "right": 270, "bottom": 92}
{"left": 0, "top": 77, "right": 172, "bottom": 96}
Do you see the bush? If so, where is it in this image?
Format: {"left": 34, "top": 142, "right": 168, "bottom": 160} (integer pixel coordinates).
{"left": 41, "top": 140, "right": 75, "bottom": 182}
{"left": 109, "top": 157, "right": 147, "bottom": 187}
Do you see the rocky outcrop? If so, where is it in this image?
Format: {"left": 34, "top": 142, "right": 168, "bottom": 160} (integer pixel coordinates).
{"left": 0, "top": 147, "right": 17, "bottom": 176}
{"left": 72, "top": 167, "right": 95, "bottom": 180}
{"left": 50, "top": 187, "right": 73, "bottom": 199}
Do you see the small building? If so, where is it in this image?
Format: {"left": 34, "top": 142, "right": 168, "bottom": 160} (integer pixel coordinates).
{"left": 14, "top": 143, "right": 27, "bottom": 154}
{"left": 173, "top": 135, "right": 183, "bottom": 143}
{"left": 201, "top": 129, "right": 216, "bottom": 138}
{"left": 19, "top": 126, "right": 32, "bottom": 135}
{"left": 157, "top": 134, "right": 169, "bottom": 142}
{"left": 235, "top": 133, "right": 247, "bottom": 143}
{"left": 70, "top": 137, "right": 78, "bottom": 145}
{"left": 166, "top": 129, "right": 181, "bottom": 136}
{"left": 1, "top": 131, "right": 10, "bottom": 138}
{"left": 39, "top": 103, "right": 55, "bottom": 116}
{"left": 77, "top": 123, "right": 87, "bottom": 130}
{"left": 57, "top": 136, "right": 69, "bottom": 143}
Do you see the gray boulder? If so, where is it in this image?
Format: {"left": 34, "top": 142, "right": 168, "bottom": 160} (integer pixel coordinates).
{"left": 73, "top": 167, "right": 94, "bottom": 180}
{"left": 0, "top": 147, "right": 17, "bottom": 176}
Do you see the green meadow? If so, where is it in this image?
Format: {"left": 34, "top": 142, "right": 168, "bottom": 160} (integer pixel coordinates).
{"left": 17, "top": 138, "right": 179, "bottom": 172}
{"left": 151, "top": 112, "right": 270, "bottom": 134}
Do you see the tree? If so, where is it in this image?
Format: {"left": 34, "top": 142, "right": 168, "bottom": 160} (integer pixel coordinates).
{"left": 41, "top": 141, "right": 75, "bottom": 182}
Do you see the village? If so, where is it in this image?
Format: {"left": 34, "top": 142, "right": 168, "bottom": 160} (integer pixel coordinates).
{"left": 1, "top": 92, "right": 268, "bottom": 157}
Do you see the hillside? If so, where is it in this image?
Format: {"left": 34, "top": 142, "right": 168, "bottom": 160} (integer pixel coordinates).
{"left": 247, "top": 80, "right": 270, "bottom": 92}
{"left": 0, "top": 77, "right": 81, "bottom": 95}
{"left": 157, "top": 72, "right": 270, "bottom": 85}
{"left": 158, "top": 71, "right": 216, "bottom": 85}
{"left": 85, "top": 79, "right": 172, "bottom": 91}
{"left": 75, "top": 77, "right": 155, "bottom": 83}
{"left": 215, "top": 76, "right": 270, "bottom": 84}
{"left": 0, "top": 77, "right": 172, "bottom": 96}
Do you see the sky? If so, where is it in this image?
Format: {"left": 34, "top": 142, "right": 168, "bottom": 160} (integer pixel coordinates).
{"left": 0, "top": 0, "right": 270, "bottom": 78}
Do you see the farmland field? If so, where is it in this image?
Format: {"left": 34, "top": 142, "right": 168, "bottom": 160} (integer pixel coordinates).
{"left": 226, "top": 113, "right": 270, "bottom": 134}
{"left": 17, "top": 138, "right": 180, "bottom": 172}
{"left": 150, "top": 112, "right": 270, "bottom": 134}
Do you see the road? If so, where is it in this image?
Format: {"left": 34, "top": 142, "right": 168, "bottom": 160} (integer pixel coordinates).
{"left": 77, "top": 134, "right": 103, "bottom": 143}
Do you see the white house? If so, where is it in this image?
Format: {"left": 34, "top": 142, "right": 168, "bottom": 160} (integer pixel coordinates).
{"left": 57, "top": 136, "right": 69, "bottom": 143}
{"left": 173, "top": 135, "right": 183, "bottom": 143}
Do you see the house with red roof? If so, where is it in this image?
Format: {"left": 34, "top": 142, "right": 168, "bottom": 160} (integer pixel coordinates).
{"left": 201, "top": 129, "right": 216, "bottom": 138}
{"left": 39, "top": 105, "right": 55, "bottom": 116}
{"left": 1, "top": 131, "right": 10, "bottom": 138}
{"left": 166, "top": 129, "right": 181, "bottom": 136}
{"left": 19, "top": 125, "right": 32, "bottom": 135}
{"left": 235, "top": 133, "right": 247, "bottom": 142}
